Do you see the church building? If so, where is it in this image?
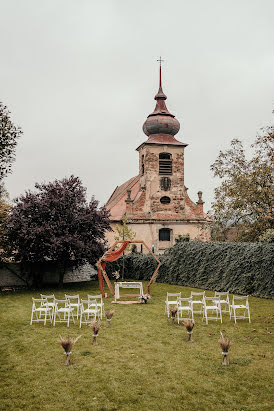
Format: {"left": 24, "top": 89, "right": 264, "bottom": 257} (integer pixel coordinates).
{"left": 105, "top": 64, "right": 210, "bottom": 252}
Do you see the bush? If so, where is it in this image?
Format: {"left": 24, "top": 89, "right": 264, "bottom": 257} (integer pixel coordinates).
{"left": 106, "top": 242, "right": 274, "bottom": 298}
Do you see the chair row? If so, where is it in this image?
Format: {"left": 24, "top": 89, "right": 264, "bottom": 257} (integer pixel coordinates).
{"left": 30, "top": 294, "right": 104, "bottom": 327}
{"left": 165, "top": 291, "right": 251, "bottom": 324}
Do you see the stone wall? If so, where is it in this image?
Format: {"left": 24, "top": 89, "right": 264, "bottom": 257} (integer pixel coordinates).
{"left": 0, "top": 262, "right": 97, "bottom": 288}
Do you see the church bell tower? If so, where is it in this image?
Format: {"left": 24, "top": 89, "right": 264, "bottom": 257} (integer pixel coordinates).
{"left": 136, "top": 60, "right": 188, "bottom": 220}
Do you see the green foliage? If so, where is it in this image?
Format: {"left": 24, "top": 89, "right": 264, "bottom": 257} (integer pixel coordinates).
{"left": 0, "top": 102, "right": 22, "bottom": 180}
{"left": 0, "top": 185, "right": 10, "bottom": 259}
{"left": 175, "top": 233, "right": 190, "bottom": 242}
{"left": 259, "top": 229, "right": 274, "bottom": 243}
{"left": 108, "top": 242, "right": 274, "bottom": 298}
{"left": 6, "top": 176, "right": 111, "bottom": 286}
{"left": 114, "top": 215, "right": 136, "bottom": 242}
{"left": 210, "top": 128, "right": 273, "bottom": 241}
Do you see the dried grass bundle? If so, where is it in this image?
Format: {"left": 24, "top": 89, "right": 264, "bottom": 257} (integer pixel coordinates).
{"left": 90, "top": 320, "right": 101, "bottom": 345}
{"left": 169, "top": 307, "right": 178, "bottom": 323}
{"left": 59, "top": 335, "right": 81, "bottom": 365}
{"left": 105, "top": 310, "right": 115, "bottom": 326}
{"left": 219, "top": 332, "right": 231, "bottom": 365}
{"left": 183, "top": 320, "right": 195, "bottom": 342}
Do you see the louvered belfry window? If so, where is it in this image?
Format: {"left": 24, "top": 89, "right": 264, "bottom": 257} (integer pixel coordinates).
{"left": 159, "top": 153, "right": 172, "bottom": 175}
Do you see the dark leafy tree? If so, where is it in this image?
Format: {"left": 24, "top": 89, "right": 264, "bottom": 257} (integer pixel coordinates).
{"left": 0, "top": 184, "right": 10, "bottom": 257}
{"left": 0, "top": 102, "right": 22, "bottom": 180}
{"left": 6, "top": 176, "right": 111, "bottom": 287}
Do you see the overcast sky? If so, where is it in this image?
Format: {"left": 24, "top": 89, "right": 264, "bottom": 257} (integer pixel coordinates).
{"left": 1, "top": 0, "right": 273, "bottom": 211}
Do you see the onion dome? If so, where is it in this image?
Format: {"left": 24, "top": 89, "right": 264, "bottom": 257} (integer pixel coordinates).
{"left": 143, "top": 64, "right": 180, "bottom": 137}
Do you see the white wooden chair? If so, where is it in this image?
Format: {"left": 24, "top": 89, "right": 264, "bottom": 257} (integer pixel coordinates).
{"left": 165, "top": 292, "right": 181, "bottom": 317}
{"left": 53, "top": 299, "right": 75, "bottom": 327}
{"left": 190, "top": 291, "right": 205, "bottom": 314}
{"left": 214, "top": 291, "right": 230, "bottom": 314}
{"left": 230, "top": 295, "right": 251, "bottom": 323}
{"left": 88, "top": 294, "right": 104, "bottom": 319}
{"left": 176, "top": 297, "right": 194, "bottom": 324}
{"left": 65, "top": 294, "right": 81, "bottom": 319}
{"left": 80, "top": 299, "right": 98, "bottom": 328}
{"left": 202, "top": 297, "right": 222, "bottom": 324}
{"left": 40, "top": 294, "right": 55, "bottom": 319}
{"left": 30, "top": 298, "right": 52, "bottom": 325}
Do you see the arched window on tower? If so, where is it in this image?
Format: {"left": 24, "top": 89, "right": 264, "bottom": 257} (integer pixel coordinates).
{"left": 159, "top": 228, "right": 171, "bottom": 241}
{"left": 159, "top": 153, "right": 172, "bottom": 175}
{"left": 141, "top": 155, "right": 144, "bottom": 175}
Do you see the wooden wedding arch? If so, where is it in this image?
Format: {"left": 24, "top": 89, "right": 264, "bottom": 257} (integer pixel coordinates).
{"left": 96, "top": 240, "right": 161, "bottom": 298}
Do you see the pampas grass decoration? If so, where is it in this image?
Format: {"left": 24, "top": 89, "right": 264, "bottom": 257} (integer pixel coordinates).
{"left": 169, "top": 307, "right": 178, "bottom": 323}
{"left": 59, "top": 335, "right": 81, "bottom": 366}
{"left": 105, "top": 310, "right": 115, "bottom": 326}
{"left": 139, "top": 294, "right": 151, "bottom": 304}
{"left": 90, "top": 320, "right": 101, "bottom": 345}
{"left": 219, "top": 332, "right": 231, "bottom": 365}
{"left": 183, "top": 320, "right": 195, "bottom": 342}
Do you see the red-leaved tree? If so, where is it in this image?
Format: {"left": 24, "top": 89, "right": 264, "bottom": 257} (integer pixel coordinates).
{"left": 6, "top": 175, "right": 111, "bottom": 287}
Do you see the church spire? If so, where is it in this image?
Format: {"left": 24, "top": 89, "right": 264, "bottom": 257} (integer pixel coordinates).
{"left": 154, "top": 56, "right": 167, "bottom": 101}
{"left": 142, "top": 59, "right": 180, "bottom": 138}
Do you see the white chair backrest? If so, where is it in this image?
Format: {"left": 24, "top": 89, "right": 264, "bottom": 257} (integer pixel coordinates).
{"left": 40, "top": 294, "right": 55, "bottom": 301}
{"left": 167, "top": 292, "right": 181, "bottom": 300}
{"left": 177, "top": 297, "right": 192, "bottom": 306}
{"left": 204, "top": 296, "right": 220, "bottom": 305}
{"left": 215, "top": 291, "right": 229, "bottom": 297}
{"left": 32, "top": 298, "right": 49, "bottom": 309}
{"left": 65, "top": 294, "right": 80, "bottom": 303}
{"left": 81, "top": 299, "right": 97, "bottom": 309}
{"left": 88, "top": 294, "right": 102, "bottom": 302}
{"left": 232, "top": 295, "right": 249, "bottom": 305}
{"left": 54, "top": 299, "right": 69, "bottom": 309}
{"left": 191, "top": 291, "right": 205, "bottom": 299}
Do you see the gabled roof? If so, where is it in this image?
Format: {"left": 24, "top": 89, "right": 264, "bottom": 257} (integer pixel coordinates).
{"left": 106, "top": 175, "right": 140, "bottom": 220}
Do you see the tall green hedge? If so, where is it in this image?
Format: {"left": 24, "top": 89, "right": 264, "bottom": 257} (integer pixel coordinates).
{"left": 106, "top": 242, "right": 274, "bottom": 298}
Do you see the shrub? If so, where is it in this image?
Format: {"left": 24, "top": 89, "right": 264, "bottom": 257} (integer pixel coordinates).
{"left": 106, "top": 242, "right": 274, "bottom": 298}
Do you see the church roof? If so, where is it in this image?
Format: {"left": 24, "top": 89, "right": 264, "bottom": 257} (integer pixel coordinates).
{"left": 106, "top": 175, "right": 140, "bottom": 220}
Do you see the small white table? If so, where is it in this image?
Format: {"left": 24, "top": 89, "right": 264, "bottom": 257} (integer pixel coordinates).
{"left": 114, "top": 282, "right": 144, "bottom": 302}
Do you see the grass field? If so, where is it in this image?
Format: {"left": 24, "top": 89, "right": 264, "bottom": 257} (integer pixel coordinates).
{"left": 0, "top": 281, "right": 273, "bottom": 411}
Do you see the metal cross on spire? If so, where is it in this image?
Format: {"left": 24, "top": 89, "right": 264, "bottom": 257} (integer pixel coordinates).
{"left": 157, "top": 56, "right": 164, "bottom": 66}
{"left": 157, "top": 56, "right": 164, "bottom": 88}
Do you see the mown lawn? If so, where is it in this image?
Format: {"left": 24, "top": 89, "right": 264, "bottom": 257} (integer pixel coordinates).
{"left": 0, "top": 281, "right": 273, "bottom": 411}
